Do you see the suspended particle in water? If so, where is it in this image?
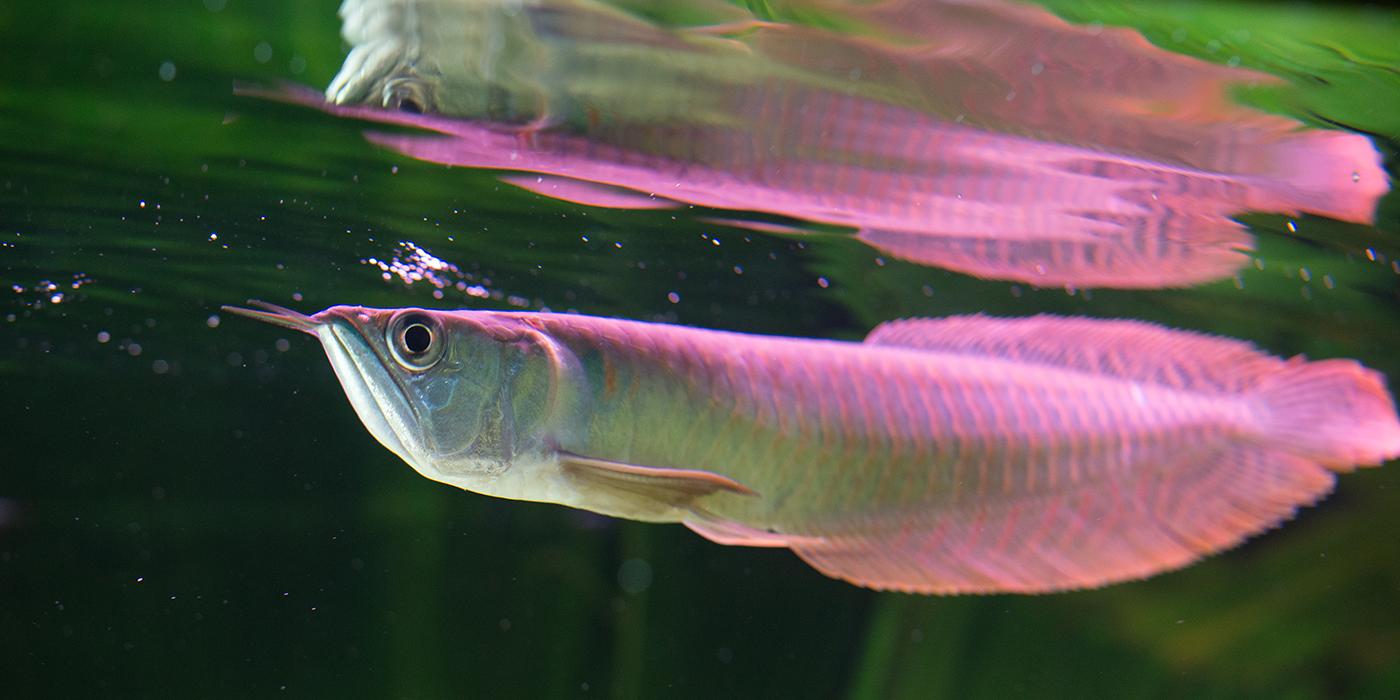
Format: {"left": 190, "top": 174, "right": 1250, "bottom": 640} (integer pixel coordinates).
{"left": 617, "top": 558, "right": 653, "bottom": 594}
{"left": 667, "top": 292, "right": 680, "bottom": 304}
{"left": 816, "top": 277, "right": 830, "bottom": 289}
{"left": 206, "top": 314, "right": 220, "bottom": 328}
{"left": 97, "top": 331, "right": 111, "bottom": 343}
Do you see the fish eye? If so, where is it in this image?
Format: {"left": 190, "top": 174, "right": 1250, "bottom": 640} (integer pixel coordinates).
{"left": 388, "top": 313, "right": 444, "bottom": 370}
{"left": 384, "top": 78, "right": 431, "bottom": 115}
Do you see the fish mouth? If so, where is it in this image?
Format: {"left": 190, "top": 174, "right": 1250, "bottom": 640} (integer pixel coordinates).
{"left": 221, "top": 300, "right": 426, "bottom": 473}
{"left": 221, "top": 300, "right": 321, "bottom": 335}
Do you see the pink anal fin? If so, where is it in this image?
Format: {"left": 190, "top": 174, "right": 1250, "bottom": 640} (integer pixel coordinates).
{"left": 856, "top": 223, "right": 1250, "bottom": 289}
{"left": 683, "top": 509, "right": 796, "bottom": 548}
{"left": 499, "top": 174, "right": 683, "bottom": 210}
{"left": 560, "top": 453, "right": 758, "bottom": 509}
{"left": 790, "top": 446, "right": 1336, "bottom": 594}
{"left": 864, "top": 314, "right": 1282, "bottom": 394}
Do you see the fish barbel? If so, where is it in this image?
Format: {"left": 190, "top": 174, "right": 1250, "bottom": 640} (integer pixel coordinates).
{"left": 224, "top": 302, "right": 1400, "bottom": 593}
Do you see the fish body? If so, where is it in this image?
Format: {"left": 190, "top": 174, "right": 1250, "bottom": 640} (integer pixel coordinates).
{"left": 226, "top": 302, "right": 1400, "bottom": 593}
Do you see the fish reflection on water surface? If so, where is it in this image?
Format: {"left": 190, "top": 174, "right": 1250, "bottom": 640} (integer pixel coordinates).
{"left": 288, "top": 0, "right": 1391, "bottom": 289}
{"left": 225, "top": 302, "right": 1400, "bottom": 594}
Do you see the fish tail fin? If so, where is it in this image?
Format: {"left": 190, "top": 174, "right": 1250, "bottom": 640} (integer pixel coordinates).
{"left": 1254, "top": 358, "right": 1400, "bottom": 470}
{"left": 1259, "top": 130, "right": 1387, "bottom": 223}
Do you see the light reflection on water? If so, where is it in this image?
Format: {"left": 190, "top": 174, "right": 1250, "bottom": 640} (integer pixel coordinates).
{"left": 300, "top": 0, "right": 1387, "bottom": 289}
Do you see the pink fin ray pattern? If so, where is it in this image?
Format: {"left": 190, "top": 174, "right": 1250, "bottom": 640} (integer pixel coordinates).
{"left": 790, "top": 447, "right": 1336, "bottom": 594}
{"left": 865, "top": 315, "right": 1283, "bottom": 393}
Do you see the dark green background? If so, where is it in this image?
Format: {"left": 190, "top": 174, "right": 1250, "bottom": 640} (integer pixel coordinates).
{"left": 2, "top": 1, "right": 1397, "bottom": 697}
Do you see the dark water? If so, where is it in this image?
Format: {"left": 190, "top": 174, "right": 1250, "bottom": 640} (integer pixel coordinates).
{"left": 3, "top": 1, "right": 1399, "bottom": 697}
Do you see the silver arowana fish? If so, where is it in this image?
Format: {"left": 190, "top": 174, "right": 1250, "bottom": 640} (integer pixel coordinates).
{"left": 225, "top": 302, "right": 1400, "bottom": 594}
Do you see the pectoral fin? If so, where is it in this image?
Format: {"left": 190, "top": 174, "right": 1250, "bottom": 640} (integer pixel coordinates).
{"left": 559, "top": 453, "right": 757, "bottom": 509}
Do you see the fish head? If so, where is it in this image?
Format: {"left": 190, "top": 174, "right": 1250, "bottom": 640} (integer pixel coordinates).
{"left": 324, "top": 0, "right": 558, "bottom": 122}
{"left": 223, "top": 302, "right": 562, "bottom": 491}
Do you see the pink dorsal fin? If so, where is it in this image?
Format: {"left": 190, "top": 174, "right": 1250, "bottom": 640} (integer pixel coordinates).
{"left": 865, "top": 314, "right": 1284, "bottom": 394}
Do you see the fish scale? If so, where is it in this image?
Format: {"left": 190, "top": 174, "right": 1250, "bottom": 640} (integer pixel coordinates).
{"left": 538, "top": 316, "right": 1239, "bottom": 519}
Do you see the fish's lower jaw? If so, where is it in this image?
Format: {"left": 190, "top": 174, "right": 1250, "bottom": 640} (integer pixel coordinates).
{"left": 413, "top": 454, "right": 562, "bottom": 503}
